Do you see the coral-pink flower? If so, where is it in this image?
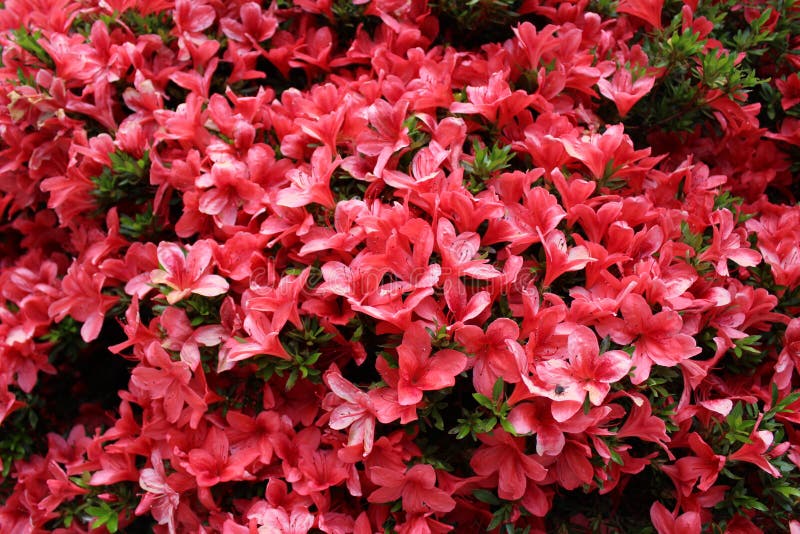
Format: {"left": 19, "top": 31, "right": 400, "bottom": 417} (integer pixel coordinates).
{"left": 534, "top": 325, "right": 631, "bottom": 420}
{"left": 324, "top": 368, "right": 378, "bottom": 456}
{"left": 698, "top": 209, "right": 761, "bottom": 276}
{"left": 393, "top": 322, "right": 467, "bottom": 406}
{"left": 597, "top": 67, "right": 656, "bottom": 117}
{"left": 470, "top": 430, "right": 548, "bottom": 500}
{"left": 455, "top": 318, "right": 528, "bottom": 396}
{"left": 150, "top": 240, "right": 229, "bottom": 305}
{"left": 728, "top": 416, "right": 781, "bottom": 478}
{"left": 368, "top": 464, "right": 455, "bottom": 514}
{"left": 538, "top": 229, "right": 596, "bottom": 287}
{"left": 598, "top": 293, "right": 701, "bottom": 384}
{"left": 48, "top": 262, "right": 117, "bottom": 342}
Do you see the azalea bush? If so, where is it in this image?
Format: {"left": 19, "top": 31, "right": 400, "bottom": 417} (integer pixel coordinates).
{"left": 2, "top": 0, "right": 800, "bottom": 532}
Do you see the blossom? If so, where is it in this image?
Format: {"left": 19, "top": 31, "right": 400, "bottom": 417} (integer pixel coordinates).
{"left": 697, "top": 209, "right": 761, "bottom": 276}
{"left": 218, "top": 310, "right": 291, "bottom": 371}
{"left": 597, "top": 294, "right": 701, "bottom": 384}
{"left": 617, "top": 0, "right": 664, "bottom": 29}
{"left": 437, "top": 218, "right": 502, "bottom": 280}
{"left": 660, "top": 433, "right": 726, "bottom": 496}
{"left": 776, "top": 73, "right": 800, "bottom": 110}
{"left": 150, "top": 240, "right": 229, "bottom": 305}
{"left": 136, "top": 453, "right": 194, "bottom": 534}
{"left": 616, "top": 394, "right": 671, "bottom": 453}
{"left": 538, "top": 229, "right": 595, "bottom": 287}
{"left": 323, "top": 368, "right": 378, "bottom": 457}
{"left": 220, "top": 2, "right": 278, "bottom": 47}
{"left": 196, "top": 159, "right": 265, "bottom": 226}
{"left": 368, "top": 464, "right": 455, "bottom": 514}
{"left": 455, "top": 318, "right": 528, "bottom": 396}
{"left": 392, "top": 322, "right": 467, "bottom": 406}
{"left": 130, "top": 342, "right": 207, "bottom": 427}
{"left": 181, "top": 426, "right": 255, "bottom": 510}
{"left": 226, "top": 409, "right": 287, "bottom": 466}
{"left": 728, "top": 416, "right": 781, "bottom": 478}
{"left": 649, "top": 502, "right": 701, "bottom": 534}
{"left": 597, "top": 67, "right": 656, "bottom": 117}
{"left": 534, "top": 325, "right": 631, "bottom": 420}
{"left": 450, "top": 71, "right": 534, "bottom": 125}
{"left": 508, "top": 399, "right": 569, "bottom": 455}
{"left": 39, "top": 461, "right": 89, "bottom": 513}
{"left": 254, "top": 506, "right": 315, "bottom": 534}
{"left": 277, "top": 145, "right": 341, "bottom": 209}
{"left": 470, "top": 431, "right": 547, "bottom": 500}
{"left": 356, "top": 98, "right": 411, "bottom": 176}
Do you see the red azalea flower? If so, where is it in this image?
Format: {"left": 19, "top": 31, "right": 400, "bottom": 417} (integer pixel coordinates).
{"left": 253, "top": 506, "right": 315, "bottom": 534}
{"left": 470, "top": 430, "right": 547, "bottom": 500}
{"left": 39, "top": 461, "right": 89, "bottom": 514}
{"left": 368, "top": 463, "right": 455, "bottom": 514}
{"left": 615, "top": 394, "right": 671, "bottom": 454}
{"left": 48, "top": 262, "right": 117, "bottom": 342}
{"left": 393, "top": 322, "right": 467, "bottom": 406}
{"left": 598, "top": 293, "right": 700, "bottom": 384}
{"left": 697, "top": 209, "right": 761, "bottom": 276}
{"left": 597, "top": 67, "right": 656, "bottom": 117}
{"left": 150, "top": 240, "right": 229, "bottom": 305}
{"left": 538, "top": 229, "right": 595, "bottom": 287}
{"left": 450, "top": 71, "right": 534, "bottom": 126}
{"left": 130, "top": 342, "right": 207, "bottom": 426}
{"left": 728, "top": 416, "right": 781, "bottom": 478}
{"left": 226, "top": 409, "right": 287, "bottom": 466}
{"left": 508, "top": 398, "right": 571, "bottom": 456}
{"left": 618, "top": 0, "right": 664, "bottom": 29}
{"left": 159, "top": 306, "right": 225, "bottom": 370}
{"left": 182, "top": 426, "right": 253, "bottom": 493}
{"left": 661, "top": 433, "right": 726, "bottom": 496}
{"left": 220, "top": 2, "right": 278, "bottom": 48}
{"left": 277, "top": 145, "right": 341, "bottom": 209}
{"left": 437, "top": 218, "right": 502, "bottom": 280}
{"left": 456, "top": 318, "right": 528, "bottom": 396}
{"left": 397, "top": 513, "right": 454, "bottom": 534}
{"left": 650, "top": 502, "right": 701, "bottom": 534}
{"left": 550, "top": 438, "right": 595, "bottom": 490}
{"left": 356, "top": 98, "right": 411, "bottom": 176}
{"left": 776, "top": 73, "right": 800, "bottom": 111}
{"left": 534, "top": 325, "right": 631, "bottom": 420}
{"left": 324, "top": 368, "right": 378, "bottom": 456}
{"left": 244, "top": 266, "right": 311, "bottom": 331}
{"left": 196, "top": 159, "right": 264, "bottom": 226}
{"left": 219, "top": 310, "right": 290, "bottom": 371}
{"left": 136, "top": 452, "right": 194, "bottom": 534}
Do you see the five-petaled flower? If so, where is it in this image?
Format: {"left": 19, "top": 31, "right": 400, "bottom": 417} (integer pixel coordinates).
{"left": 150, "top": 240, "right": 230, "bottom": 305}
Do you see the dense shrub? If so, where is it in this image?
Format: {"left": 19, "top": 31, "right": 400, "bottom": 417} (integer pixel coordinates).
{"left": 1, "top": 0, "right": 800, "bottom": 532}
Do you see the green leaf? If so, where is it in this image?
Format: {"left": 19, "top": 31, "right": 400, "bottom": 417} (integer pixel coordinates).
{"left": 12, "top": 27, "right": 54, "bottom": 68}
{"left": 84, "top": 505, "right": 107, "bottom": 517}
{"left": 770, "top": 484, "right": 800, "bottom": 499}
{"left": 106, "top": 513, "right": 119, "bottom": 533}
{"left": 609, "top": 447, "right": 624, "bottom": 466}
{"left": 500, "top": 418, "right": 517, "bottom": 435}
{"left": 487, "top": 511, "right": 504, "bottom": 531}
{"left": 473, "top": 489, "right": 500, "bottom": 505}
{"left": 285, "top": 370, "right": 298, "bottom": 390}
{"left": 453, "top": 425, "right": 471, "bottom": 439}
{"left": 473, "top": 393, "right": 495, "bottom": 410}
{"left": 492, "top": 377, "right": 504, "bottom": 402}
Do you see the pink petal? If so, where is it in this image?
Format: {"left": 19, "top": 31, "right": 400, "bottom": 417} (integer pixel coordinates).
{"left": 191, "top": 274, "right": 229, "bottom": 297}
{"left": 157, "top": 242, "right": 185, "bottom": 275}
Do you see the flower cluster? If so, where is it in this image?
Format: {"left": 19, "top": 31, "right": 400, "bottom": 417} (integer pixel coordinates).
{"left": 1, "top": 0, "right": 800, "bottom": 532}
